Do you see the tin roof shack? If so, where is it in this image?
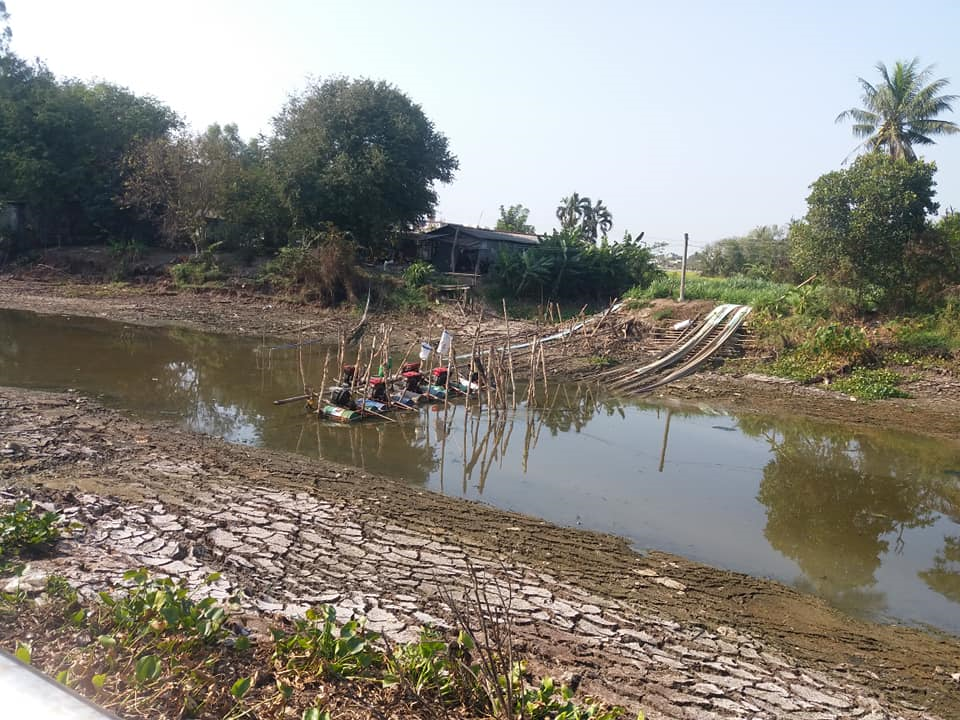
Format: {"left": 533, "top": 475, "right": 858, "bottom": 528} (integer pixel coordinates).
{"left": 418, "top": 224, "right": 540, "bottom": 274}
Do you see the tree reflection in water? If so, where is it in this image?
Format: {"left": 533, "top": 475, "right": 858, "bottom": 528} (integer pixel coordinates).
{"left": 739, "top": 415, "right": 958, "bottom": 612}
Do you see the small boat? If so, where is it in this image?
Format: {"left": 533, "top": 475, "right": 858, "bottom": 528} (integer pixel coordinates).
{"left": 318, "top": 404, "right": 362, "bottom": 423}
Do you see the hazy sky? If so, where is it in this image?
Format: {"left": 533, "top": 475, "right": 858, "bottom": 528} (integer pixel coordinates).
{"left": 7, "top": 0, "right": 960, "bottom": 253}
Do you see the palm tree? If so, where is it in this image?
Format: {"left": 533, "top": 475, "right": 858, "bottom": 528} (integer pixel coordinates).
{"left": 556, "top": 193, "right": 584, "bottom": 230}
{"left": 592, "top": 199, "right": 613, "bottom": 240}
{"left": 836, "top": 58, "right": 959, "bottom": 162}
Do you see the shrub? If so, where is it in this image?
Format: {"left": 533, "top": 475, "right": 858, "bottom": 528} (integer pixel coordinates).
{"left": 403, "top": 260, "right": 435, "bottom": 288}
{"left": 259, "top": 226, "right": 361, "bottom": 305}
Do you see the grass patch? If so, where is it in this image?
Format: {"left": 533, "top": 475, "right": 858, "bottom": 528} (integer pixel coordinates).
{"left": 627, "top": 272, "right": 795, "bottom": 307}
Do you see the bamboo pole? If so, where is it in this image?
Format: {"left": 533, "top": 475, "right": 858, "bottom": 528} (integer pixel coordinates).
{"left": 502, "top": 299, "right": 517, "bottom": 410}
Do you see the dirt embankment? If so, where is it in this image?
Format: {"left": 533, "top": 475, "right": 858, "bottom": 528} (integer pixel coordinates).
{"left": 3, "top": 387, "right": 960, "bottom": 720}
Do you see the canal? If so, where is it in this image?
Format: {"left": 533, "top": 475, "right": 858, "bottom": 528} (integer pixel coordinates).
{"left": 2, "top": 308, "right": 958, "bottom": 633}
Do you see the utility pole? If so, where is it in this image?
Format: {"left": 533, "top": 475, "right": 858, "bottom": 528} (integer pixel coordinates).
{"left": 679, "top": 232, "right": 689, "bottom": 302}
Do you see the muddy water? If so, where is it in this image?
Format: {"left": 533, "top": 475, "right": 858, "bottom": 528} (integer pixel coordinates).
{"left": 2, "top": 308, "right": 959, "bottom": 633}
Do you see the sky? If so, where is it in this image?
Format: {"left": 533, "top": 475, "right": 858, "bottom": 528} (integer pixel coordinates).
{"left": 7, "top": 0, "right": 960, "bottom": 254}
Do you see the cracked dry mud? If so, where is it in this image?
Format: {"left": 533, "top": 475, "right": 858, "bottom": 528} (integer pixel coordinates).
{"left": 3, "top": 388, "right": 959, "bottom": 720}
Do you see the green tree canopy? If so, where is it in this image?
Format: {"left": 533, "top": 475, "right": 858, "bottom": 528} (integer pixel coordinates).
{"left": 270, "top": 78, "right": 457, "bottom": 249}
{"left": 836, "top": 59, "right": 959, "bottom": 162}
{"left": 691, "top": 225, "right": 794, "bottom": 281}
{"left": 0, "top": 51, "right": 178, "bottom": 245}
{"left": 495, "top": 203, "right": 535, "bottom": 234}
{"left": 555, "top": 193, "right": 612, "bottom": 244}
{"left": 788, "top": 153, "right": 940, "bottom": 306}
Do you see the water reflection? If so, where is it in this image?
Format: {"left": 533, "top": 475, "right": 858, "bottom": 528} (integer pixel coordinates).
{"left": 2, "top": 308, "right": 960, "bottom": 632}
{"left": 739, "top": 416, "right": 957, "bottom": 615}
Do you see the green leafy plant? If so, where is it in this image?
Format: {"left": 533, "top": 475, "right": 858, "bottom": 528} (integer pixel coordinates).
{"left": 403, "top": 260, "right": 435, "bottom": 288}
{"left": 96, "top": 569, "right": 231, "bottom": 648}
{"left": 0, "top": 500, "right": 60, "bottom": 570}
{"left": 271, "top": 605, "right": 380, "bottom": 679}
{"left": 831, "top": 368, "right": 909, "bottom": 400}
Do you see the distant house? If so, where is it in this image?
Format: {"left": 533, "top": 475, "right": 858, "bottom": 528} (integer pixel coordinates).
{"left": 418, "top": 223, "right": 540, "bottom": 274}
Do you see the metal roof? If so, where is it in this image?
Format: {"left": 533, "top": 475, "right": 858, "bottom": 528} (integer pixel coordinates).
{"left": 420, "top": 224, "right": 540, "bottom": 246}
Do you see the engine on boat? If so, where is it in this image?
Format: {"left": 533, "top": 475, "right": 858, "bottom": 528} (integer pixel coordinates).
{"left": 328, "top": 386, "right": 352, "bottom": 408}
{"left": 368, "top": 377, "right": 388, "bottom": 403}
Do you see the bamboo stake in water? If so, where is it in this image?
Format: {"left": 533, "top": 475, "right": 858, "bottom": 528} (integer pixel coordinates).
{"left": 317, "top": 349, "right": 330, "bottom": 415}
{"left": 502, "top": 299, "right": 517, "bottom": 410}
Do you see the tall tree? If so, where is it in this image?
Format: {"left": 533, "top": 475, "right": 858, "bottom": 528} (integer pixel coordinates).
{"left": 836, "top": 59, "right": 959, "bottom": 162}
{"left": 556, "top": 193, "right": 584, "bottom": 231}
{"left": 788, "top": 153, "right": 939, "bottom": 306}
{"left": 0, "top": 54, "right": 177, "bottom": 246}
{"left": 122, "top": 124, "right": 253, "bottom": 254}
{"left": 271, "top": 78, "right": 457, "bottom": 249}
{"left": 555, "top": 193, "right": 613, "bottom": 244}
{"left": 495, "top": 203, "right": 535, "bottom": 234}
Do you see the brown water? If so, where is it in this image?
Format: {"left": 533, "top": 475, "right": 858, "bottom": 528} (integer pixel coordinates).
{"left": 2, "top": 308, "right": 959, "bottom": 633}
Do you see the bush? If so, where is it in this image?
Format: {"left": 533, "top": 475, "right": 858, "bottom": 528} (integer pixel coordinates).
{"left": 259, "top": 226, "right": 361, "bottom": 305}
{"left": 765, "top": 322, "right": 873, "bottom": 382}
{"left": 403, "top": 260, "right": 435, "bottom": 288}
{"left": 487, "top": 229, "right": 661, "bottom": 303}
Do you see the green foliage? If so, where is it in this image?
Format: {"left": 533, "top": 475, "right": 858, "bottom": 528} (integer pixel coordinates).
{"left": 0, "top": 500, "right": 60, "bottom": 570}
{"left": 98, "top": 569, "right": 231, "bottom": 647}
{"left": 385, "top": 628, "right": 477, "bottom": 705}
{"left": 0, "top": 1, "right": 10, "bottom": 55}
{"left": 259, "top": 226, "right": 361, "bottom": 305}
{"left": 555, "top": 193, "right": 613, "bottom": 245}
{"left": 0, "top": 51, "right": 178, "bottom": 251}
{"left": 271, "top": 77, "right": 458, "bottom": 249}
{"left": 169, "top": 245, "right": 224, "bottom": 288}
{"left": 403, "top": 260, "right": 435, "bottom": 288}
{"left": 15, "top": 642, "right": 31, "bottom": 665}
{"left": 489, "top": 229, "right": 660, "bottom": 302}
{"left": 271, "top": 605, "right": 380, "bottom": 679}
{"left": 887, "top": 303, "right": 960, "bottom": 358}
{"left": 830, "top": 368, "right": 909, "bottom": 400}
{"left": 517, "top": 676, "right": 626, "bottom": 720}
{"left": 766, "top": 322, "right": 873, "bottom": 382}
{"left": 788, "top": 153, "right": 940, "bottom": 307}
{"left": 690, "top": 225, "right": 794, "bottom": 281}
{"left": 380, "top": 282, "right": 430, "bottom": 311}
{"left": 5, "top": 565, "right": 639, "bottom": 720}
{"left": 836, "top": 58, "right": 959, "bottom": 162}
{"left": 627, "top": 272, "right": 794, "bottom": 307}
{"left": 495, "top": 204, "right": 536, "bottom": 234}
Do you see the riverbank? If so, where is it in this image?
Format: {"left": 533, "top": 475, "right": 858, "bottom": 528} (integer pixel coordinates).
{"left": 2, "top": 386, "right": 959, "bottom": 719}
{"left": 2, "top": 276, "right": 959, "bottom": 441}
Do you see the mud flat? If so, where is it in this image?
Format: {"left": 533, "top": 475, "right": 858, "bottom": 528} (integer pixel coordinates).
{"left": 2, "top": 387, "right": 959, "bottom": 719}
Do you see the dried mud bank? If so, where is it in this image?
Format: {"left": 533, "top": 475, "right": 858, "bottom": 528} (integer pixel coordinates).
{"left": 3, "top": 387, "right": 959, "bottom": 720}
